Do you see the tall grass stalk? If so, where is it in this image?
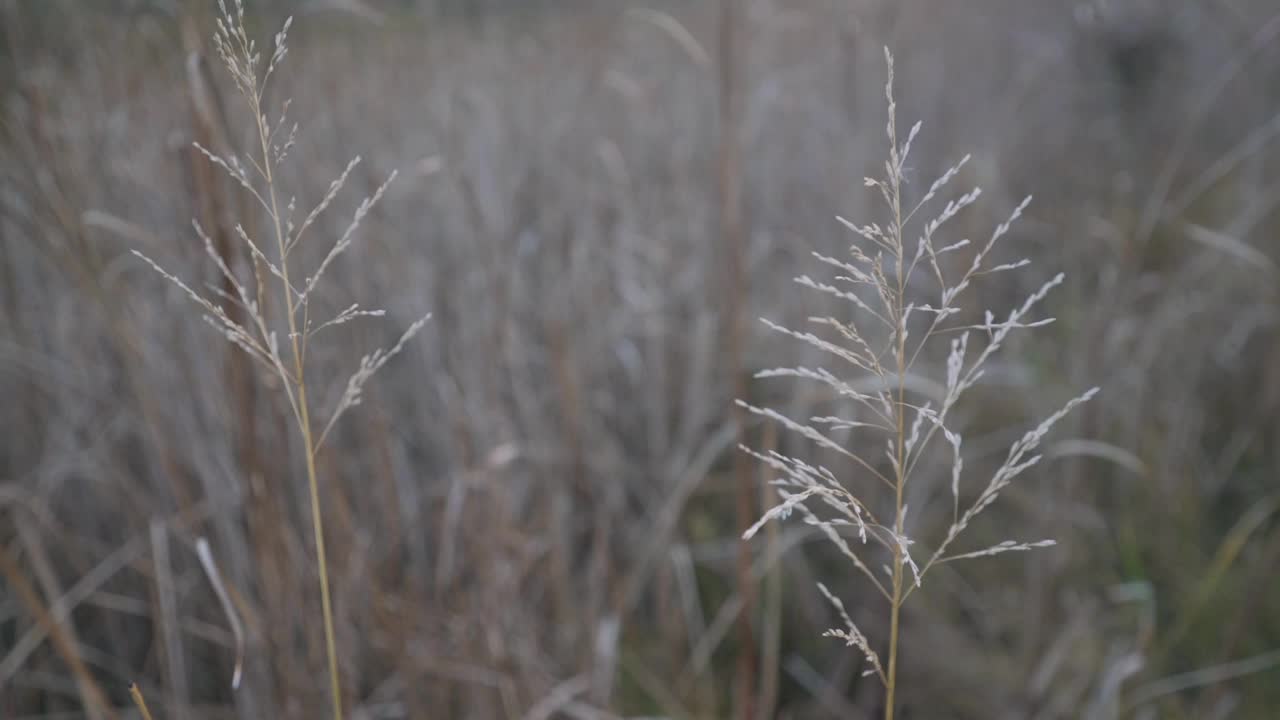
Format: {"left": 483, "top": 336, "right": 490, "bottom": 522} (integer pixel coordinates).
{"left": 134, "top": 2, "right": 427, "bottom": 717}
{"left": 740, "top": 49, "right": 1098, "bottom": 719}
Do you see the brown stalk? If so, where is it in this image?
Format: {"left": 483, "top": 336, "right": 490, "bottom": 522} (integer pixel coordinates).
{"left": 0, "top": 540, "right": 117, "bottom": 720}
{"left": 179, "top": 11, "right": 285, "bottom": 706}
{"left": 717, "top": 0, "right": 755, "bottom": 716}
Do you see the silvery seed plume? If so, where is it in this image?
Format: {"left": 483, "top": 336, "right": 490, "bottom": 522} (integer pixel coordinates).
{"left": 740, "top": 48, "right": 1100, "bottom": 717}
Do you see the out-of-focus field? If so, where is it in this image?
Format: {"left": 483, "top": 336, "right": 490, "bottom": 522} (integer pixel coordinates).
{"left": 3, "top": 1, "right": 1280, "bottom": 718}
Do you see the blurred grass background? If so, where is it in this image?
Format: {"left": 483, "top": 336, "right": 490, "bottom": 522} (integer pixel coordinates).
{"left": 2, "top": 0, "right": 1280, "bottom": 718}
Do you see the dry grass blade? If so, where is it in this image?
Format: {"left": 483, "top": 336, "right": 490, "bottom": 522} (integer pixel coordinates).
{"left": 196, "top": 537, "right": 245, "bottom": 690}
{"left": 0, "top": 543, "right": 116, "bottom": 720}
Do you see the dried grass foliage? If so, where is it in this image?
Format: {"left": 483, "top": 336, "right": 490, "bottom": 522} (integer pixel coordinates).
{"left": 3, "top": 1, "right": 1280, "bottom": 718}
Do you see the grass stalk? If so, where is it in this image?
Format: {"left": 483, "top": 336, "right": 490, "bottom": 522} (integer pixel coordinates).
{"left": 885, "top": 90, "right": 908, "bottom": 720}
{"left": 129, "top": 683, "right": 156, "bottom": 720}
{"left": 256, "top": 88, "right": 344, "bottom": 719}
{"left": 300, "top": 387, "right": 343, "bottom": 719}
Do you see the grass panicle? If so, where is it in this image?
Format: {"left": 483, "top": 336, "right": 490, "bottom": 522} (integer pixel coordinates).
{"left": 133, "top": 2, "right": 427, "bottom": 717}
{"left": 740, "top": 48, "right": 1099, "bottom": 720}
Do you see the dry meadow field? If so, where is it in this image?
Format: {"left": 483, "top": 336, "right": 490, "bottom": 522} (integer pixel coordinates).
{"left": 3, "top": 1, "right": 1280, "bottom": 718}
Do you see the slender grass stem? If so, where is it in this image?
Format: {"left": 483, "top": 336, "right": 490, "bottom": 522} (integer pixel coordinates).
{"left": 257, "top": 103, "right": 344, "bottom": 719}
{"left": 885, "top": 110, "right": 907, "bottom": 720}
{"left": 129, "top": 683, "right": 156, "bottom": 720}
